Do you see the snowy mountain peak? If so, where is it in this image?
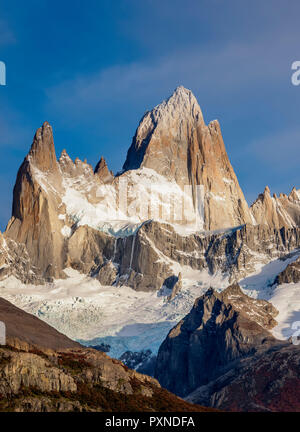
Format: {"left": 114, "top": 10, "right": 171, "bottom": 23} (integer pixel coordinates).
{"left": 122, "top": 86, "right": 204, "bottom": 172}
{"left": 150, "top": 85, "right": 204, "bottom": 128}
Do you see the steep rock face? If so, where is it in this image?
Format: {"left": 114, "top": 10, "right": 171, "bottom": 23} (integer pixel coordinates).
{"left": 123, "top": 86, "right": 252, "bottom": 230}
{"left": 66, "top": 225, "right": 115, "bottom": 275}
{"left": 5, "top": 122, "right": 66, "bottom": 280}
{"left": 250, "top": 186, "right": 300, "bottom": 229}
{"left": 167, "top": 273, "right": 183, "bottom": 301}
{"left": 108, "top": 221, "right": 300, "bottom": 291}
{"left": 116, "top": 223, "right": 172, "bottom": 291}
{"left": 155, "top": 284, "right": 280, "bottom": 397}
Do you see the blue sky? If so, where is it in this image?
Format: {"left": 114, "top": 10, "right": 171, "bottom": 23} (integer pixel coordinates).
{"left": 0, "top": 0, "right": 299, "bottom": 229}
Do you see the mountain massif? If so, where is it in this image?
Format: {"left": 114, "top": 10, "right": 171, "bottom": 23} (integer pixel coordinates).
{"left": 0, "top": 86, "right": 299, "bottom": 412}
{"left": 2, "top": 86, "right": 300, "bottom": 292}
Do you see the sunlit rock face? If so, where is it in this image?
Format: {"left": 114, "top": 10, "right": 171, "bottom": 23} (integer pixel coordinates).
{"left": 5, "top": 122, "right": 67, "bottom": 280}
{"left": 123, "top": 86, "right": 253, "bottom": 230}
{"left": 250, "top": 186, "right": 300, "bottom": 229}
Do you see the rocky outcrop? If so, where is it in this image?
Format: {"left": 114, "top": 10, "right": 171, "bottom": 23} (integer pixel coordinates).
{"left": 0, "top": 232, "right": 43, "bottom": 284}
{"left": 274, "top": 256, "right": 300, "bottom": 285}
{"left": 167, "top": 273, "right": 182, "bottom": 301}
{"left": 0, "top": 344, "right": 213, "bottom": 412}
{"left": 66, "top": 225, "right": 115, "bottom": 275}
{"left": 123, "top": 86, "right": 253, "bottom": 230}
{"left": 96, "top": 261, "right": 118, "bottom": 285}
{"left": 251, "top": 186, "right": 300, "bottom": 229}
{"left": 0, "top": 350, "right": 77, "bottom": 397}
{"left": 155, "top": 284, "right": 281, "bottom": 397}
{"left": 155, "top": 282, "right": 300, "bottom": 411}
{"left": 112, "top": 221, "right": 300, "bottom": 290}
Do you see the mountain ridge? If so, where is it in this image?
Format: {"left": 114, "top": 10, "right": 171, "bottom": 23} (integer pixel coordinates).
{"left": 1, "top": 86, "right": 300, "bottom": 290}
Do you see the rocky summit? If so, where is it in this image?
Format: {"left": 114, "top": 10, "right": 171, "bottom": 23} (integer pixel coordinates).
{"left": 123, "top": 86, "right": 252, "bottom": 230}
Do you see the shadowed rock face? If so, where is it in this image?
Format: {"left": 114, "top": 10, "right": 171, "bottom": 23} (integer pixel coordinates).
{"left": 0, "top": 232, "right": 43, "bottom": 284}
{"left": 155, "top": 284, "right": 281, "bottom": 397}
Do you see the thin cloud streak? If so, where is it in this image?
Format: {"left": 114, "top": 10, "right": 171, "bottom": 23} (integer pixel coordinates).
{"left": 45, "top": 37, "right": 293, "bottom": 120}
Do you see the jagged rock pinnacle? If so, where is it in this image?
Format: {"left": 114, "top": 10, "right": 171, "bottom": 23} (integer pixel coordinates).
{"left": 95, "top": 156, "right": 113, "bottom": 183}
{"left": 250, "top": 184, "right": 299, "bottom": 229}
{"left": 27, "top": 122, "right": 59, "bottom": 173}
{"left": 289, "top": 187, "right": 299, "bottom": 201}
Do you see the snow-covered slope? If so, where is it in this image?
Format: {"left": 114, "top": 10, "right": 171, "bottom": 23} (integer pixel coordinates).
{"left": 239, "top": 249, "right": 300, "bottom": 340}
{"left": 0, "top": 266, "right": 228, "bottom": 357}
{"left": 61, "top": 166, "right": 202, "bottom": 236}
{"left": 0, "top": 251, "right": 299, "bottom": 359}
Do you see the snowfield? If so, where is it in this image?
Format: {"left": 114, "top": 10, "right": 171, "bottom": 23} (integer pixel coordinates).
{"left": 0, "top": 267, "right": 228, "bottom": 357}
{"left": 0, "top": 251, "right": 299, "bottom": 358}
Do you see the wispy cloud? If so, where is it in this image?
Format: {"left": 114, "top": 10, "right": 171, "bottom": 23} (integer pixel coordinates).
{"left": 45, "top": 33, "right": 295, "bottom": 125}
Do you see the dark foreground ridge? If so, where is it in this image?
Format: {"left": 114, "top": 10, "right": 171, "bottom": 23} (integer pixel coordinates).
{"left": 0, "top": 296, "right": 214, "bottom": 412}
